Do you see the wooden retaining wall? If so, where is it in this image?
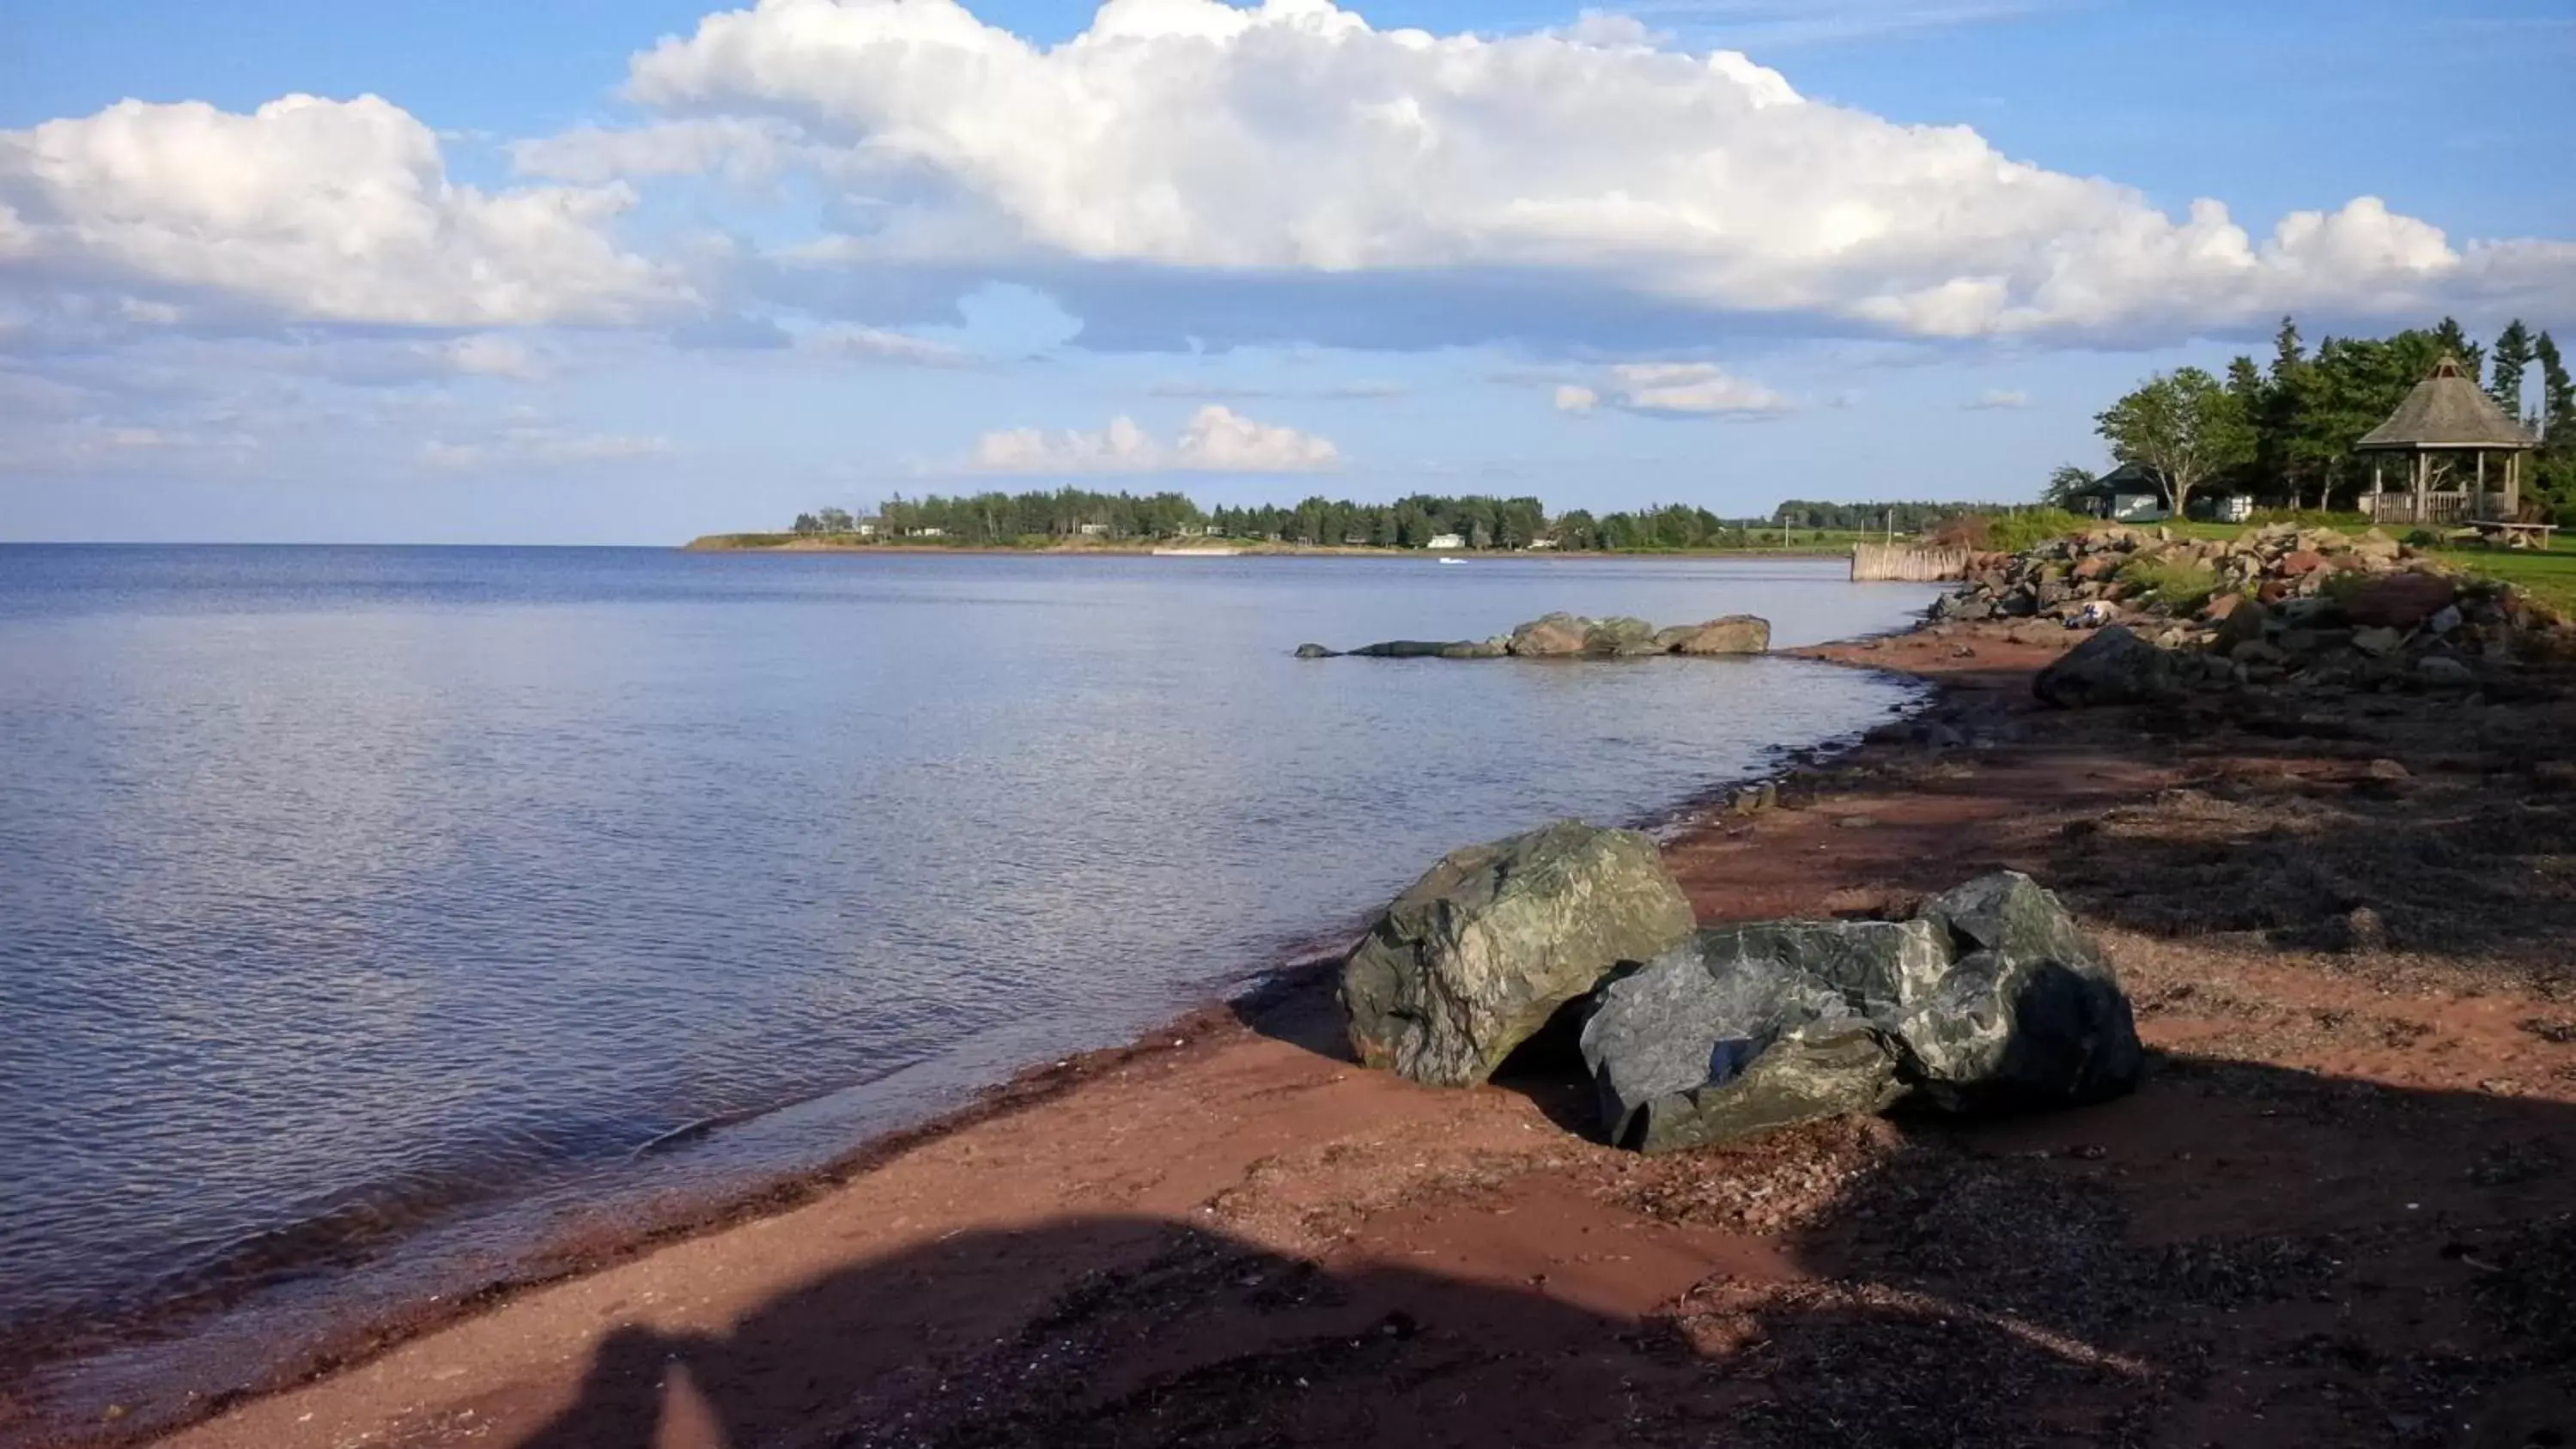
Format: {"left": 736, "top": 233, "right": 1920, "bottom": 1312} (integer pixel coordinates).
{"left": 1850, "top": 543, "right": 1972, "bottom": 582}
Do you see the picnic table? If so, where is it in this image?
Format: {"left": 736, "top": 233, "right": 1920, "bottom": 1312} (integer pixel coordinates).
{"left": 2462, "top": 518, "right": 2559, "bottom": 550}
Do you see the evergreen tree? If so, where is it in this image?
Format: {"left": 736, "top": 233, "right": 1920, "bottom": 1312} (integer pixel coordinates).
{"left": 2538, "top": 332, "right": 2574, "bottom": 446}
{"left": 2223, "top": 355, "right": 2268, "bottom": 498}
{"left": 2530, "top": 332, "right": 2576, "bottom": 522}
{"left": 2431, "top": 317, "right": 2485, "bottom": 383}
{"left": 2489, "top": 320, "right": 2535, "bottom": 422}
{"left": 2262, "top": 318, "right": 2324, "bottom": 507}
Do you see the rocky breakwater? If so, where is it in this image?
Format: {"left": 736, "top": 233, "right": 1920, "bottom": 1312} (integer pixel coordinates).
{"left": 1928, "top": 522, "right": 2576, "bottom": 703}
{"left": 1339, "top": 822, "right": 2142, "bottom": 1151}
{"left": 1297, "top": 612, "right": 1771, "bottom": 662}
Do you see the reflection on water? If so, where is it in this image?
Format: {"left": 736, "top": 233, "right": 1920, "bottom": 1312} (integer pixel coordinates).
{"left": 0, "top": 546, "right": 1935, "bottom": 1413}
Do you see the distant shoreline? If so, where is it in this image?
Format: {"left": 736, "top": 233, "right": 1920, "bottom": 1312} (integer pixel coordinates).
{"left": 681, "top": 533, "right": 1856, "bottom": 561}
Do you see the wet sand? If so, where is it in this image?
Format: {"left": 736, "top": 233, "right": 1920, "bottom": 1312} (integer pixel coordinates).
{"left": 39, "top": 620, "right": 2576, "bottom": 1447}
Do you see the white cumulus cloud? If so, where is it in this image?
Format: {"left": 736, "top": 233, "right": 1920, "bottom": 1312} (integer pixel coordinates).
{"left": 0, "top": 95, "right": 683, "bottom": 328}
{"left": 1546, "top": 361, "right": 1790, "bottom": 417}
{"left": 593, "top": 0, "right": 2576, "bottom": 347}
{"left": 968, "top": 404, "right": 1340, "bottom": 473}
{"left": 1607, "top": 361, "right": 1794, "bottom": 415}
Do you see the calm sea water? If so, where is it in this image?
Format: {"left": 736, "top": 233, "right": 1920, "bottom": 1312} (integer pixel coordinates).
{"left": 0, "top": 545, "right": 1934, "bottom": 1419}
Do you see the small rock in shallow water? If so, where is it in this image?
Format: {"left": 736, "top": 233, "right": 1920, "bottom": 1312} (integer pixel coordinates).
{"left": 1585, "top": 615, "right": 1662, "bottom": 657}
{"left": 1656, "top": 616, "right": 1772, "bottom": 655}
{"left": 1507, "top": 612, "right": 1592, "bottom": 658}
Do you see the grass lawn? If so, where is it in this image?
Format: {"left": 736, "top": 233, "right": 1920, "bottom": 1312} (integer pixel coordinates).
{"left": 2146, "top": 515, "right": 2576, "bottom": 610}
{"left": 2437, "top": 537, "right": 2576, "bottom": 611}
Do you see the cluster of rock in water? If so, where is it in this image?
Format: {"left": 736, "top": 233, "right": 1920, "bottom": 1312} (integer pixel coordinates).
{"left": 1297, "top": 612, "right": 1771, "bottom": 661}
{"left": 1935, "top": 523, "right": 2573, "bottom": 704}
{"left": 1338, "top": 821, "right": 2142, "bottom": 1153}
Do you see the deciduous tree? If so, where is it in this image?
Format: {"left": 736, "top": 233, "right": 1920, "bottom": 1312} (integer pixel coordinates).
{"left": 2094, "top": 367, "right": 2254, "bottom": 520}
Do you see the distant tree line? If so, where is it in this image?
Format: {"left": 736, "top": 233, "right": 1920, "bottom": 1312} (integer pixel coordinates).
{"left": 1206, "top": 494, "right": 1552, "bottom": 549}
{"left": 2062, "top": 314, "right": 2576, "bottom": 519}
{"left": 1770, "top": 500, "right": 2030, "bottom": 532}
{"left": 787, "top": 488, "right": 2026, "bottom": 551}
{"left": 860, "top": 489, "right": 1208, "bottom": 542}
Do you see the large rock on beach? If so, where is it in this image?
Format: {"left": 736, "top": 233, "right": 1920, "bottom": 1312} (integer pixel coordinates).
{"left": 1340, "top": 821, "right": 1697, "bottom": 1088}
{"left": 1577, "top": 872, "right": 2142, "bottom": 1152}
{"left": 1900, "top": 872, "right": 2144, "bottom": 1111}
{"left": 1580, "top": 921, "right": 1944, "bottom": 1151}
{"left": 1655, "top": 616, "right": 1773, "bottom": 655}
{"left": 2033, "top": 624, "right": 2173, "bottom": 707}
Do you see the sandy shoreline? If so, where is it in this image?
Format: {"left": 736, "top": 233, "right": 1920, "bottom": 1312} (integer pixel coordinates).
{"left": 21, "top": 615, "right": 2576, "bottom": 1448}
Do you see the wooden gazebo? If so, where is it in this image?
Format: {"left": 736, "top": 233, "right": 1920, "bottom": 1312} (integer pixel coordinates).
{"left": 2357, "top": 356, "right": 2540, "bottom": 530}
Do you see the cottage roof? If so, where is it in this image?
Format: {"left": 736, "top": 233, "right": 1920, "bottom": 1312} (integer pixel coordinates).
{"left": 2356, "top": 357, "right": 2539, "bottom": 451}
{"left": 2070, "top": 461, "right": 2162, "bottom": 495}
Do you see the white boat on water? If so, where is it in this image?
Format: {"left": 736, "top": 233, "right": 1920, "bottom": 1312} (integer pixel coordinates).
{"left": 1437, "top": 557, "right": 1466, "bottom": 565}
{"left": 1151, "top": 545, "right": 1242, "bottom": 557}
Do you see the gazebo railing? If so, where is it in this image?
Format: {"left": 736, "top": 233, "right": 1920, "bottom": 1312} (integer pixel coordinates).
{"left": 2360, "top": 491, "right": 2506, "bottom": 526}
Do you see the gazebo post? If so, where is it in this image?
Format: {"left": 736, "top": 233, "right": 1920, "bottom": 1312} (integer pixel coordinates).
{"left": 2477, "top": 450, "right": 2488, "bottom": 516}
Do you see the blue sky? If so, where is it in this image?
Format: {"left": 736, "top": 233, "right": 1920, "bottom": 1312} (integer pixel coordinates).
{"left": 3, "top": 0, "right": 2572, "bottom": 543}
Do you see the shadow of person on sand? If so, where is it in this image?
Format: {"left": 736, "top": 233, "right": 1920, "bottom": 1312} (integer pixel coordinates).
{"left": 512, "top": 1051, "right": 2576, "bottom": 1449}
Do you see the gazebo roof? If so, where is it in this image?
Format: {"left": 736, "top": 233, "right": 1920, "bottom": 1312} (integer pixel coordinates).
{"left": 2356, "top": 356, "right": 2539, "bottom": 452}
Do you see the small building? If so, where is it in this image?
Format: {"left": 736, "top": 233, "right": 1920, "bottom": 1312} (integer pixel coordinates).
{"left": 856, "top": 518, "right": 881, "bottom": 537}
{"left": 2188, "top": 491, "right": 2254, "bottom": 524}
{"left": 907, "top": 526, "right": 946, "bottom": 538}
{"left": 1076, "top": 522, "right": 1110, "bottom": 537}
{"left": 2357, "top": 356, "right": 2541, "bottom": 526}
{"left": 1425, "top": 532, "right": 1467, "bottom": 550}
{"left": 2064, "top": 462, "right": 2170, "bottom": 523}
